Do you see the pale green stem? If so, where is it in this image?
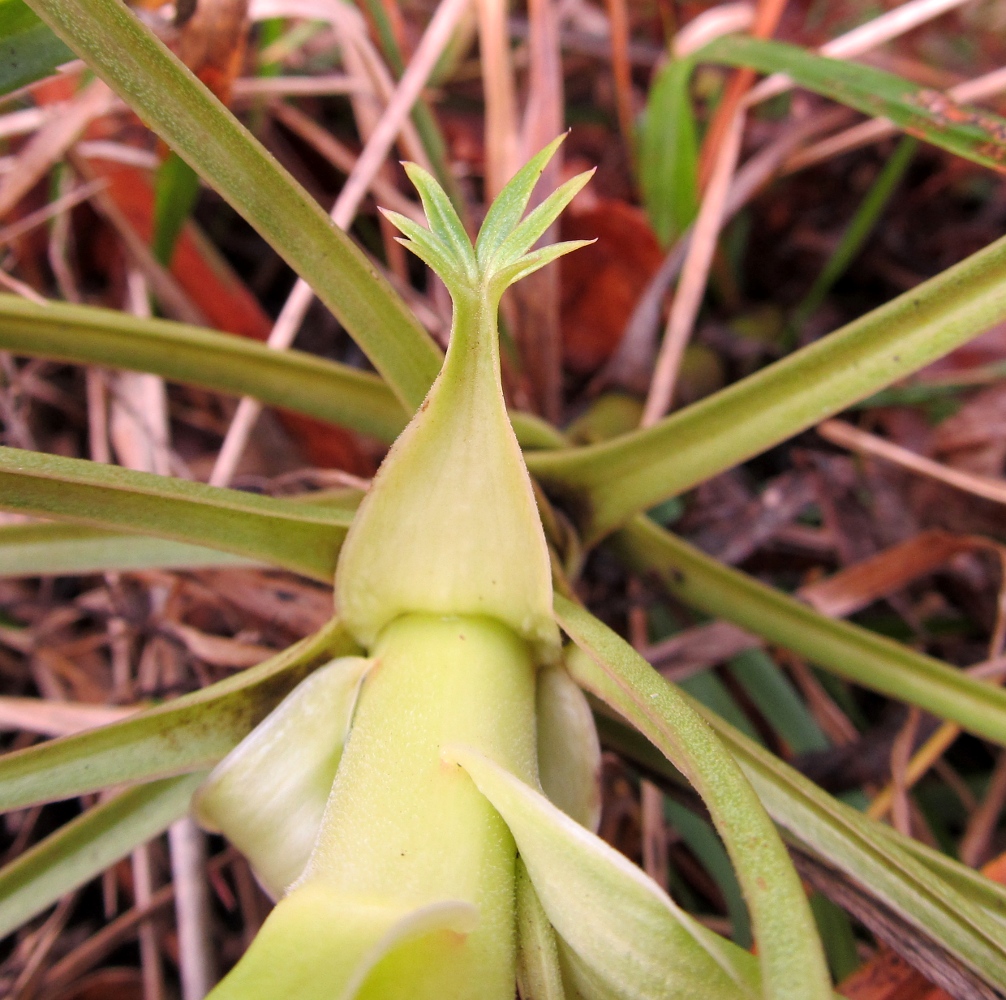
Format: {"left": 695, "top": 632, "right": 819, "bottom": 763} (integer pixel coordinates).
{"left": 299, "top": 614, "right": 538, "bottom": 998}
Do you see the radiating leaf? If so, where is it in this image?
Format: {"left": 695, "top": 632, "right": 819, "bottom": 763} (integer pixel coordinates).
{"left": 0, "top": 294, "right": 561, "bottom": 449}
{"left": 555, "top": 594, "right": 832, "bottom": 1000}
{"left": 0, "top": 618, "right": 356, "bottom": 811}
{"left": 0, "top": 773, "right": 203, "bottom": 938}
{"left": 0, "top": 294, "right": 407, "bottom": 445}
{"left": 0, "top": 522, "right": 256, "bottom": 577}
{"left": 527, "top": 225, "right": 1006, "bottom": 542}
{"left": 22, "top": 0, "right": 442, "bottom": 412}
{"left": 613, "top": 516, "right": 1006, "bottom": 747}
{"left": 0, "top": 446, "right": 351, "bottom": 582}
{"left": 700, "top": 35, "right": 1006, "bottom": 174}
{"left": 448, "top": 745, "right": 762, "bottom": 1000}
{"left": 597, "top": 709, "right": 1006, "bottom": 993}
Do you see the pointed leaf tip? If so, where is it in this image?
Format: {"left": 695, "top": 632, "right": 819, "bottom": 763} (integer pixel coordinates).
{"left": 401, "top": 161, "right": 475, "bottom": 276}
{"left": 492, "top": 169, "right": 596, "bottom": 269}
{"left": 476, "top": 133, "right": 569, "bottom": 265}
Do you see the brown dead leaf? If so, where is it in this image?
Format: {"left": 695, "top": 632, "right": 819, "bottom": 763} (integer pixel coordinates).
{"left": 800, "top": 529, "right": 1006, "bottom": 620}
{"left": 0, "top": 697, "right": 133, "bottom": 737}
{"left": 930, "top": 383, "right": 1006, "bottom": 477}
{"left": 560, "top": 199, "right": 663, "bottom": 374}
{"left": 192, "top": 570, "right": 334, "bottom": 637}
{"left": 162, "top": 621, "right": 274, "bottom": 669}
{"left": 176, "top": 0, "right": 250, "bottom": 105}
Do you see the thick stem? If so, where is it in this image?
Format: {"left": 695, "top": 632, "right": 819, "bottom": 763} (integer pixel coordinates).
{"left": 303, "top": 613, "right": 538, "bottom": 998}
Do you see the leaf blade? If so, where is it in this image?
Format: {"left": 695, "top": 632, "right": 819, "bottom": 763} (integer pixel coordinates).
{"left": 701, "top": 35, "right": 1006, "bottom": 173}
{"left": 0, "top": 446, "right": 352, "bottom": 581}
{"left": 0, "top": 618, "right": 356, "bottom": 811}
{"left": 528, "top": 224, "right": 1006, "bottom": 541}
{"left": 0, "top": 773, "right": 203, "bottom": 939}
{"left": 555, "top": 595, "right": 832, "bottom": 1000}
{"left": 21, "top": 0, "right": 442, "bottom": 411}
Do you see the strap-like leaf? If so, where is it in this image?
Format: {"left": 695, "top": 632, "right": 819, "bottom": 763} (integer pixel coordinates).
{"left": 22, "top": 0, "right": 443, "bottom": 411}
{"left": 555, "top": 594, "right": 832, "bottom": 1000}
{"left": 0, "top": 523, "right": 255, "bottom": 577}
{"left": 0, "top": 446, "right": 351, "bottom": 582}
{"left": 0, "top": 618, "right": 356, "bottom": 811}
{"left": 0, "top": 773, "right": 203, "bottom": 938}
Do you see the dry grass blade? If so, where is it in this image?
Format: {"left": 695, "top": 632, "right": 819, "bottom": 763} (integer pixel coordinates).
{"left": 0, "top": 78, "right": 113, "bottom": 220}
{"left": 641, "top": 109, "right": 743, "bottom": 424}
{"left": 819, "top": 419, "right": 1006, "bottom": 506}
{"left": 0, "top": 697, "right": 133, "bottom": 737}
{"left": 0, "top": 178, "right": 106, "bottom": 249}
{"left": 477, "top": 0, "right": 520, "bottom": 197}
{"left": 210, "top": 0, "right": 471, "bottom": 487}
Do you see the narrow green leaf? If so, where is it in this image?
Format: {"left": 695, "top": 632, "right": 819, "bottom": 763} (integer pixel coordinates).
{"left": 0, "top": 773, "right": 204, "bottom": 939}
{"left": 0, "top": 618, "right": 356, "bottom": 811}
{"left": 702, "top": 712, "right": 1006, "bottom": 991}
{"left": 0, "top": 446, "right": 352, "bottom": 582}
{"left": 597, "top": 708, "right": 1006, "bottom": 996}
{"left": 0, "top": 294, "right": 558, "bottom": 449}
{"left": 727, "top": 649, "right": 829, "bottom": 755}
{"left": 448, "top": 744, "right": 763, "bottom": 1000}
{"left": 0, "top": 0, "right": 72, "bottom": 96}
{"left": 0, "top": 294, "right": 407, "bottom": 444}
{"left": 0, "top": 522, "right": 256, "bottom": 577}
{"left": 528, "top": 226, "right": 1006, "bottom": 542}
{"left": 613, "top": 516, "right": 1006, "bottom": 748}
{"left": 152, "top": 151, "right": 201, "bottom": 266}
{"left": 808, "top": 893, "right": 860, "bottom": 983}
{"left": 555, "top": 594, "right": 832, "bottom": 1000}
{"left": 21, "top": 0, "right": 443, "bottom": 411}
{"left": 639, "top": 57, "right": 699, "bottom": 246}
{"left": 791, "top": 137, "right": 916, "bottom": 333}
{"left": 700, "top": 35, "right": 1006, "bottom": 174}
{"left": 661, "top": 797, "right": 751, "bottom": 948}
{"left": 476, "top": 135, "right": 567, "bottom": 266}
